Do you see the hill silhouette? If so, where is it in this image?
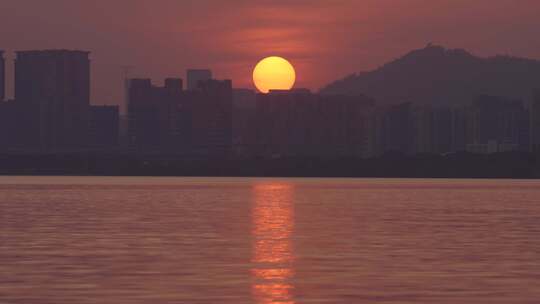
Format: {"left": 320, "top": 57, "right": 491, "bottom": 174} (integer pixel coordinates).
{"left": 321, "top": 45, "right": 540, "bottom": 106}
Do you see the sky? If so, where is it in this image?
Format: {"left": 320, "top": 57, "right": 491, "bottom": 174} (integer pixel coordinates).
{"left": 1, "top": 0, "right": 540, "bottom": 109}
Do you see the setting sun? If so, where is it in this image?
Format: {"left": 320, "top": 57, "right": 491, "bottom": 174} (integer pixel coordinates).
{"left": 253, "top": 56, "right": 296, "bottom": 93}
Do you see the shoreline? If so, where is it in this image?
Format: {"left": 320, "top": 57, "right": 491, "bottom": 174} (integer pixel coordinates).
{"left": 0, "top": 151, "right": 538, "bottom": 179}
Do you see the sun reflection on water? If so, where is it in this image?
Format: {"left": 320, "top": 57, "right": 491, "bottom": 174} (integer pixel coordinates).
{"left": 251, "top": 182, "right": 296, "bottom": 304}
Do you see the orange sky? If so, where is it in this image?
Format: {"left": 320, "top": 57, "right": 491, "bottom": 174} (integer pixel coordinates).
{"left": 1, "top": 0, "right": 540, "bottom": 108}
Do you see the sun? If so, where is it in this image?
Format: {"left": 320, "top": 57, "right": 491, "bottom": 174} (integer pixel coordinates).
{"left": 253, "top": 56, "right": 296, "bottom": 93}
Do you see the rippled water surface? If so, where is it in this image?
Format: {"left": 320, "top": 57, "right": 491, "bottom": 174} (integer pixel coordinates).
{"left": 1, "top": 177, "right": 540, "bottom": 303}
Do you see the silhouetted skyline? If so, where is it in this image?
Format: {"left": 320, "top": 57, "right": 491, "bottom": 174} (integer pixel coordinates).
{"left": 1, "top": 46, "right": 540, "bottom": 160}
{"left": 1, "top": 0, "right": 540, "bottom": 106}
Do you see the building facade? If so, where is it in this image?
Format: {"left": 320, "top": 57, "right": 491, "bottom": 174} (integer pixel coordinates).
{"left": 382, "top": 102, "right": 415, "bottom": 154}
{"left": 232, "top": 88, "right": 257, "bottom": 155}
{"left": 0, "top": 100, "right": 24, "bottom": 150}
{"left": 190, "top": 79, "right": 233, "bottom": 155}
{"left": 15, "top": 50, "right": 90, "bottom": 150}
{"left": 127, "top": 78, "right": 186, "bottom": 151}
{"left": 187, "top": 69, "right": 212, "bottom": 91}
{"left": 465, "top": 95, "right": 528, "bottom": 153}
{"left": 0, "top": 51, "right": 4, "bottom": 102}
{"left": 531, "top": 90, "right": 540, "bottom": 152}
{"left": 254, "top": 90, "right": 375, "bottom": 158}
{"left": 127, "top": 77, "right": 233, "bottom": 155}
{"left": 88, "top": 105, "right": 120, "bottom": 148}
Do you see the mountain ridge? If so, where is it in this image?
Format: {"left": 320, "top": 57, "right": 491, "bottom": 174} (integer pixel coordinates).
{"left": 320, "top": 45, "right": 540, "bottom": 106}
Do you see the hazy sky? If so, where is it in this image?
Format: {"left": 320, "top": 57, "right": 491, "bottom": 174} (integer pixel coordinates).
{"left": 1, "top": 0, "right": 539, "bottom": 108}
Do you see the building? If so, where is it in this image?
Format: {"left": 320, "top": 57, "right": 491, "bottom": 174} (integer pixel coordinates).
{"left": 127, "top": 78, "right": 187, "bottom": 151}
{"left": 127, "top": 76, "right": 233, "bottom": 155}
{"left": 432, "top": 108, "right": 453, "bottom": 154}
{"left": 450, "top": 107, "right": 469, "bottom": 152}
{"left": 15, "top": 50, "right": 90, "bottom": 150}
{"left": 382, "top": 102, "right": 414, "bottom": 154}
{"left": 318, "top": 94, "right": 374, "bottom": 157}
{"left": 255, "top": 89, "right": 318, "bottom": 157}
{"left": 187, "top": 69, "right": 212, "bottom": 91}
{"left": 254, "top": 90, "right": 375, "bottom": 158}
{"left": 118, "top": 114, "right": 129, "bottom": 147}
{"left": 531, "top": 90, "right": 540, "bottom": 152}
{"left": 0, "top": 51, "right": 4, "bottom": 102}
{"left": 411, "top": 106, "right": 454, "bottom": 155}
{"left": 412, "top": 105, "right": 434, "bottom": 154}
{"left": 128, "top": 79, "right": 156, "bottom": 150}
{"left": 88, "top": 105, "right": 119, "bottom": 149}
{"left": 465, "top": 95, "right": 528, "bottom": 153}
{"left": 232, "top": 88, "right": 257, "bottom": 155}
{"left": 0, "top": 100, "right": 24, "bottom": 150}
{"left": 190, "top": 79, "right": 233, "bottom": 155}
{"left": 367, "top": 106, "right": 386, "bottom": 157}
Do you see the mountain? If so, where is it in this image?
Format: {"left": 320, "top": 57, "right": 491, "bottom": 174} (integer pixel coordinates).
{"left": 320, "top": 45, "right": 540, "bottom": 106}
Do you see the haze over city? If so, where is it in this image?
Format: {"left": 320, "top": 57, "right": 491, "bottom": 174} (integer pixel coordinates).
{"left": 2, "top": 0, "right": 540, "bottom": 106}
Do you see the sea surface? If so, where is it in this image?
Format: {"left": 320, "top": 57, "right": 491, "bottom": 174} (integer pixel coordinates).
{"left": 1, "top": 177, "right": 540, "bottom": 303}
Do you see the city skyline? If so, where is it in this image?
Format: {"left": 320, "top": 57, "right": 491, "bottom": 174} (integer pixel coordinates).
{"left": 1, "top": 44, "right": 539, "bottom": 107}
{"left": 2, "top": 0, "right": 540, "bottom": 106}
{"left": 1, "top": 46, "right": 540, "bottom": 157}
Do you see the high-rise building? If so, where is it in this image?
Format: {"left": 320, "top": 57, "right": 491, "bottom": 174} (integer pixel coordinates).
{"left": 128, "top": 79, "right": 156, "bottom": 149}
{"left": 88, "top": 105, "right": 119, "bottom": 149}
{"left": 317, "top": 94, "right": 374, "bottom": 157}
{"left": 432, "top": 108, "right": 453, "bottom": 154}
{"left": 0, "top": 50, "right": 4, "bottom": 102}
{"left": 254, "top": 90, "right": 375, "bottom": 158}
{"left": 232, "top": 89, "right": 257, "bottom": 154}
{"left": 531, "top": 90, "right": 540, "bottom": 152}
{"left": 255, "top": 89, "right": 318, "bottom": 157}
{"left": 412, "top": 106, "right": 454, "bottom": 155}
{"left": 382, "top": 102, "right": 414, "bottom": 154}
{"left": 465, "top": 95, "right": 527, "bottom": 153}
{"left": 412, "top": 106, "right": 434, "bottom": 154}
{"left": 0, "top": 100, "right": 24, "bottom": 150}
{"left": 15, "top": 50, "right": 90, "bottom": 149}
{"left": 127, "top": 77, "right": 233, "bottom": 155}
{"left": 187, "top": 69, "right": 212, "bottom": 91}
{"left": 191, "top": 79, "right": 233, "bottom": 155}
{"left": 368, "top": 107, "right": 386, "bottom": 157}
{"left": 127, "top": 78, "right": 186, "bottom": 151}
{"left": 450, "top": 107, "right": 469, "bottom": 152}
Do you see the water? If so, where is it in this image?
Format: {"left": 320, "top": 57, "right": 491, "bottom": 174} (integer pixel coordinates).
{"left": 1, "top": 177, "right": 540, "bottom": 303}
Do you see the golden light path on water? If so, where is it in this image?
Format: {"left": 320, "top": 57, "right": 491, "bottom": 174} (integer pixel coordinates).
{"left": 251, "top": 182, "right": 296, "bottom": 304}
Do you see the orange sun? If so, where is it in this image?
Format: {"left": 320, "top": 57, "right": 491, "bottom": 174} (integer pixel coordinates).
{"left": 253, "top": 56, "right": 296, "bottom": 93}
